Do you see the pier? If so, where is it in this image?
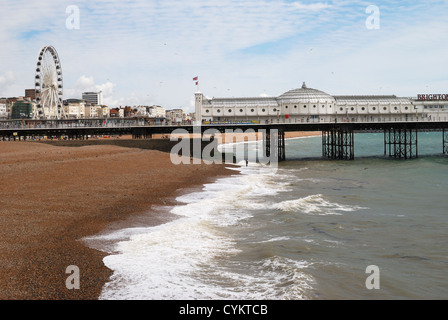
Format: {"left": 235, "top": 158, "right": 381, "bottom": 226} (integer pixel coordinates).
{"left": 1, "top": 118, "right": 448, "bottom": 161}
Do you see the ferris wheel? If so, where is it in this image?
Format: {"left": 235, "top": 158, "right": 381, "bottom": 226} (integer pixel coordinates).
{"left": 34, "top": 45, "right": 66, "bottom": 119}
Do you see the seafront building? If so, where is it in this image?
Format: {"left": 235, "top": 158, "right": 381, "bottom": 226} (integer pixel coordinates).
{"left": 194, "top": 82, "right": 448, "bottom": 124}
{"left": 24, "top": 89, "right": 36, "bottom": 100}
{"left": 82, "top": 91, "right": 103, "bottom": 106}
{"left": 63, "top": 99, "right": 86, "bottom": 119}
{"left": 166, "top": 108, "right": 185, "bottom": 125}
{"left": 11, "top": 100, "right": 36, "bottom": 119}
{"left": 0, "top": 102, "right": 8, "bottom": 119}
{"left": 148, "top": 105, "right": 166, "bottom": 118}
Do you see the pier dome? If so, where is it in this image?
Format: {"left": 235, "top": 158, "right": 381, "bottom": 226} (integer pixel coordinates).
{"left": 278, "top": 82, "right": 335, "bottom": 104}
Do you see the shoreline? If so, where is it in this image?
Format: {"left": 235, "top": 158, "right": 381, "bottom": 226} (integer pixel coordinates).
{"left": 0, "top": 141, "right": 235, "bottom": 299}
{"left": 0, "top": 131, "right": 320, "bottom": 300}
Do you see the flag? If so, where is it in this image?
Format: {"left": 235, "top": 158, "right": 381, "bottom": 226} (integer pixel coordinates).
{"left": 193, "top": 77, "right": 198, "bottom": 81}
{"left": 195, "top": 81, "right": 198, "bottom": 85}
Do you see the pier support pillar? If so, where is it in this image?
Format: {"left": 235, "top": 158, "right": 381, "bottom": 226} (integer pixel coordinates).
{"left": 443, "top": 128, "right": 448, "bottom": 155}
{"left": 262, "top": 130, "right": 271, "bottom": 158}
{"left": 278, "top": 129, "right": 286, "bottom": 161}
{"left": 322, "top": 127, "right": 354, "bottom": 160}
{"left": 384, "top": 126, "right": 418, "bottom": 159}
{"left": 262, "top": 128, "right": 286, "bottom": 162}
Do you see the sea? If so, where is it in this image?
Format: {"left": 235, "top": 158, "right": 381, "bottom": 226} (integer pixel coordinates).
{"left": 86, "top": 132, "right": 448, "bottom": 300}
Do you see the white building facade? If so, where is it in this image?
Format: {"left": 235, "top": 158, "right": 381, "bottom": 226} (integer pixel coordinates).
{"left": 63, "top": 99, "right": 86, "bottom": 119}
{"left": 166, "top": 109, "right": 185, "bottom": 124}
{"left": 195, "top": 82, "right": 448, "bottom": 125}
{"left": 148, "top": 105, "right": 166, "bottom": 118}
{"left": 82, "top": 91, "right": 103, "bottom": 106}
{"left": 0, "top": 103, "right": 7, "bottom": 119}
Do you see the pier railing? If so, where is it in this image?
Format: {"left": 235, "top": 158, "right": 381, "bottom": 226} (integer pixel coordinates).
{"left": 0, "top": 118, "right": 147, "bottom": 130}
{"left": 1, "top": 115, "right": 447, "bottom": 131}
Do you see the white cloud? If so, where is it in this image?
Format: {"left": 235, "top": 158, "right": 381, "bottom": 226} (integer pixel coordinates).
{"left": 75, "top": 75, "right": 96, "bottom": 91}
{"left": 0, "top": 71, "right": 14, "bottom": 86}
{"left": 0, "top": 0, "right": 447, "bottom": 108}
{"left": 0, "top": 71, "right": 15, "bottom": 96}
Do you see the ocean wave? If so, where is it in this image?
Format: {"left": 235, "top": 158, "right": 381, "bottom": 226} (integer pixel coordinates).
{"left": 99, "top": 217, "right": 240, "bottom": 300}
{"left": 273, "top": 194, "right": 369, "bottom": 215}
{"left": 95, "top": 163, "right": 322, "bottom": 300}
{"left": 258, "top": 236, "right": 291, "bottom": 243}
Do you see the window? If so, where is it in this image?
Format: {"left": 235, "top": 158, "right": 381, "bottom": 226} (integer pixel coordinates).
{"left": 239, "top": 109, "right": 243, "bottom": 113}
{"left": 303, "top": 105, "right": 307, "bottom": 108}
{"left": 351, "top": 107, "right": 354, "bottom": 111}
{"left": 361, "top": 107, "right": 366, "bottom": 111}
{"left": 206, "top": 110, "right": 209, "bottom": 113}
{"left": 285, "top": 106, "right": 288, "bottom": 109}
{"left": 394, "top": 107, "right": 398, "bottom": 110}
{"left": 262, "top": 108, "right": 266, "bottom": 112}
{"left": 217, "top": 109, "right": 221, "bottom": 113}
{"left": 228, "top": 109, "right": 232, "bottom": 113}
{"left": 294, "top": 105, "right": 297, "bottom": 109}
{"left": 340, "top": 108, "right": 344, "bottom": 111}
{"left": 273, "top": 108, "right": 277, "bottom": 112}
{"left": 313, "top": 105, "right": 316, "bottom": 108}
{"left": 383, "top": 107, "right": 387, "bottom": 111}
{"left": 373, "top": 107, "right": 376, "bottom": 111}
{"left": 322, "top": 105, "right": 325, "bottom": 108}
{"left": 251, "top": 109, "right": 255, "bottom": 112}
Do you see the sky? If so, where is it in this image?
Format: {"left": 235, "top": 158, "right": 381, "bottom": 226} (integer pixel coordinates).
{"left": 1, "top": 0, "right": 447, "bottom": 112}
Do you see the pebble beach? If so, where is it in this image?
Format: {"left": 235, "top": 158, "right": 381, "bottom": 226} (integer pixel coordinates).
{"left": 0, "top": 141, "right": 233, "bottom": 299}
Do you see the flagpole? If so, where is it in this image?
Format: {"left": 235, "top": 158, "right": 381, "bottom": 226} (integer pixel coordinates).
{"left": 193, "top": 76, "right": 199, "bottom": 92}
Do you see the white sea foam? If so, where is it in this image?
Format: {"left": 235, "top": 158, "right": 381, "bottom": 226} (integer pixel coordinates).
{"left": 273, "top": 194, "right": 369, "bottom": 215}
{"left": 94, "top": 164, "right": 307, "bottom": 300}
{"left": 258, "top": 236, "right": 291, "bottom": 243}
{"left": 99, "top": 217, "right": 240, "bottom": 299}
